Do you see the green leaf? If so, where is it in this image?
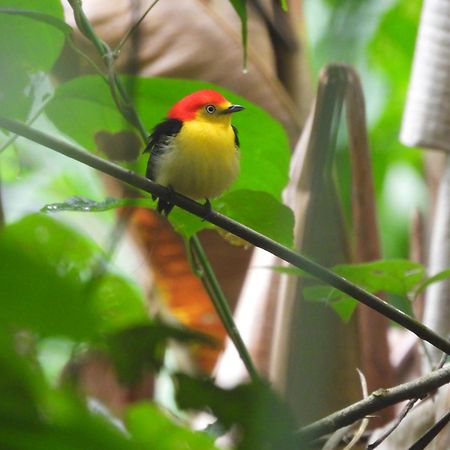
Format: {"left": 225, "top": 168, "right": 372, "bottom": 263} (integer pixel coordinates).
{"left": 334, "top": 259, "right": 425, "bottom": 297}
{"left": 45, "top": 76, "right": 293, "bottom": 241}
{"left": 46, "top": 75, "right": 291, "bottom": 199}
{"left": 45, "top": 76, "right": 132, "bottom": 152}
{"left": 414, "top": 268, "right": 450, "bottom": 299}
{"left": 216, "top": 189, "right": 294, "bottom": 247}
{"left": 108, "top": 323, "right": 217, "bottom": 383}
{"left": 0, "top": 213, "right": 147, "bottom": 339}
{"left": 0, "top": 214, "right": 98, "bottom": 339}
{"left": 229, "top": 0, "right": 248, "bottom": 69}
{"left": 0, "top": 7, "right": 72, "bottom": 34}
{"left": 126, "top": 402, "right": 219, "bottom": 450}
{"left": 286, "top": 259, "right": 425, "bottom": 321}
{"left": 174, "top": 373, "right": 297, "bottom": 450}
{"left": 0, "top": 0, "right": 67, "bottom": 120}
{"left": 280, "top": 0, "right": 288, "bottom": 11}
{"left": 303, "top": 285, "right": 357, "bottom": 322}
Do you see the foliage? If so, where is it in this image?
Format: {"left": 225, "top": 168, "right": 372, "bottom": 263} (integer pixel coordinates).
{"left": 277, "top": 259, "right": 450, "bottom": 322}
{"left": 0, "top": 1, "right": 297, "bottom": 449}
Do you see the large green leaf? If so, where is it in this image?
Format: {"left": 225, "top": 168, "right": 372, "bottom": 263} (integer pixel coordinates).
{"left": 0, "top": 213, "right": 147, "bottom": 339}
{"left": 0, "top": 0, "right": 67, "bottom": 120}
{"left": 46, "top": 75, "right": 291, "bottom": 199}
{"left": 44, "top": 77, "right": 131, "bottom": 151}
{"left": 45, "top": 75, "right": 293, "bottom": 242}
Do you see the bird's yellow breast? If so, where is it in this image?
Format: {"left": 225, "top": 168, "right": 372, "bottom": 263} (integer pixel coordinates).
{"left": 155, "top": 119, "right": 240, "bottom": 200}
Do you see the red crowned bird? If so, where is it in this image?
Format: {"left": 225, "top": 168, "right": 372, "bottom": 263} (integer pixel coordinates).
{"left": 145, "top": 90, "right": 244, "bottom": 216}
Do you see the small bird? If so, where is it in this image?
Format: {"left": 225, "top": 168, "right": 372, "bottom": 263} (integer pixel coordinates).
{"left": 145, "top": 89, "right": 244, "bottom": 216}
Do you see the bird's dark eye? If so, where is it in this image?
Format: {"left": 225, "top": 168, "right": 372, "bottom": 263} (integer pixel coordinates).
{"left": 205, "top": 104, "right": 216, "bottom": 114}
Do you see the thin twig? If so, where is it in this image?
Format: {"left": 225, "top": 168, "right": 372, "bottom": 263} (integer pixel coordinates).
{"left": 189, "top": 236, "right": 260, "bottom": 382}
{"left": 367, "top": 341, "right": 450, "bottom": 449}
{"left": 367, "top": 398, "right": 419, "bottom": 449}
{"left": 296, "top": 365, "right": 450, "bottom": 445}
{"left": 2, "top": 116, "right": 450, "bottom": 359}
{"left": 343, "top": 369, "right": 369, "bottom": 450}
{"left": 114, "top": 0, "right": 162, "bottom": 57}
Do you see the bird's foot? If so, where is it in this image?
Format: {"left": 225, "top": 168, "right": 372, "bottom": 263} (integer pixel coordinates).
{"left": 157, "top": 185, "right": 175, "bottom": 216}
{"left": 201, "top": 198, "right": 212, "bottom": 221}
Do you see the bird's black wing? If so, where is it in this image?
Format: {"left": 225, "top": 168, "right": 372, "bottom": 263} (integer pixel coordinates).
{"left": 145, "top": 118, "right": 182, "bottom": 215}
{"left": 232, "top": 125, "right": 240, "bottom": 148}
{"left": 145, "top": 118, "right": 183, "bottom": 180}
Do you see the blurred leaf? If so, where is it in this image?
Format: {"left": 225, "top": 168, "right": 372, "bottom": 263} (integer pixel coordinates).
{"left": 229, "top": 0, "right": 248, "bottom": 68}
{"left": 91, "top": 272, "right": 148, "bottom": 334}
{"left": 0, "top": 7, "right": 71, "bottom": 33}
{"left": 280, "top": 0, "right": 288, "bottom": 11}
{"left": 108, "top": 323, "right": 217, "bottom": 383}
{"left": 0, "top": 0, "right": 66, "bottom": 120}
{"left": 126, "top": 402, "right": 218, "bottom": 450}
{"left": 174, "top": 373, "right": 297, "bottom": 450}
{"left": 0, "top": 213, "right": 147, "bottom": 339}
{"left": 414, "top": 268, "right": 450, "bottom": 299}
{"left": 0, "top": 214, "right": 98, "bottom": 339}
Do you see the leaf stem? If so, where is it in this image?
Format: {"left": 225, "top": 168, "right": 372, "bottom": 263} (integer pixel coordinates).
{"left": 189, "top": 235, "right": 260, "bottom": 382}
{"left": 2, "top": 116, "right": 450, "bottom": 358}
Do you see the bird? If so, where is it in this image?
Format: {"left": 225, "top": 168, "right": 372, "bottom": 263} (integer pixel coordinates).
{"left": 145, "top": 89, "right": 244, "bottom": 216}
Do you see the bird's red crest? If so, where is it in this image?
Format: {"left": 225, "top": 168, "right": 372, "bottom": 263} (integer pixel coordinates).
{"left": 168, "top": 90, "right": 228, "bottom": 121}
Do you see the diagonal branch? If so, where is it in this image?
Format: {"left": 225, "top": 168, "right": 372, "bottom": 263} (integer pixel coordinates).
{"left": 296, "top": 365, "right": 450, "bottom": 445}
{"left": 2, "top": 115, "right": 450, "bottom": 358}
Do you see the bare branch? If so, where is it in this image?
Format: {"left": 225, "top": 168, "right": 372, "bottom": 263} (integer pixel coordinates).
{"left": 296, "top": 365, "right": 450, "bottom": 445}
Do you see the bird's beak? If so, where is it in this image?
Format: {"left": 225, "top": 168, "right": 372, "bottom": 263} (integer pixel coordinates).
{"left": 221, "top": 104, "right": 245, "bottom": 114}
